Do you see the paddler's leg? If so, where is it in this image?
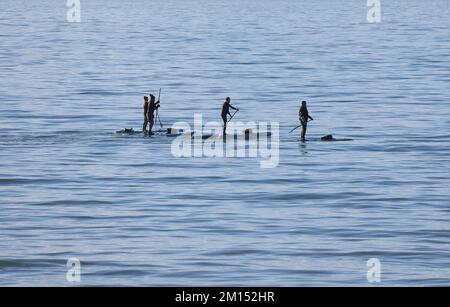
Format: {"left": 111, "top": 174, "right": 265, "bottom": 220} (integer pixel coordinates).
{"left": 301, "top": 122, "right": 307, "bottom": 141}
{"left": 222, "top": 114, "right": 227, "bottom": 136}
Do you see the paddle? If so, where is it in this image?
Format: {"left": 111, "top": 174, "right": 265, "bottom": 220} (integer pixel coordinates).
{"left": 289, "top": 119, "right": 313, "bottom": 134}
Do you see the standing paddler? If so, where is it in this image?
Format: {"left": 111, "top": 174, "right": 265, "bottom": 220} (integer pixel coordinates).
{"left": 146, "top": 94, "right": 160, "bottom": 135}
{"left": 299, "top": 100, "right": 313, "bottom": 141}
{"left": 221, "top": 97, "right": 239, "bottom": 135}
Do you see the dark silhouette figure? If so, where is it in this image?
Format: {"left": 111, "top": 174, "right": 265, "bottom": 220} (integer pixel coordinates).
{"left": 142, "top": 96, "right": 149, "bottom": 132}
{"left": 299, "top": 101, "right": 313, "bottom": 141}
{"left": 221, "top": 97, "right": 238, "bottom": 135}
{"left": 146, "top": 94, "right": 160, "bottom": 134}
{"left": 321, "top": 134, "right": 333, "bottom": 141}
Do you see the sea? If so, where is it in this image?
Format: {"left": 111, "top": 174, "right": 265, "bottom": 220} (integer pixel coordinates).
{"left": 1, "top": 0, "right": 450, "bottom": 286}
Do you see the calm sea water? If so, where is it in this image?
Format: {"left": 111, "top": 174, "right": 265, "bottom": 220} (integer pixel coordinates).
{"left": 1, "top": 0, "right": 450, "bottom": 286}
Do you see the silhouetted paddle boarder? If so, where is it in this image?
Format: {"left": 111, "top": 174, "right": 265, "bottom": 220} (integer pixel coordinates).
{"left": 142, "top": 96, "right": 149, "bottom": 132}
{"left": 221, "top": 97, "right": 239, "bottom": 135}
{"left": 299, "top": 101, "right": 313, "bottom": 141}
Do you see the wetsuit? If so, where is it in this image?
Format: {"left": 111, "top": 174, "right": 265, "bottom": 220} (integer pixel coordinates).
{"left": 147, "top": 100, "right": 160, "bottom": 133}
{"left": 221, "top": 102, "right": 237, "bottom": 135}
{"left": 299, "top": 106, "right": 313, "bottom": 140}
{"left": 143, "top": 100, "right": 149, "bottom": 132}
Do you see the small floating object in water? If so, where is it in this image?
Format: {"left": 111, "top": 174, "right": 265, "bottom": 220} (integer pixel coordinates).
{"left": 299, "top": 135, "right": 354, "bottom": 142}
